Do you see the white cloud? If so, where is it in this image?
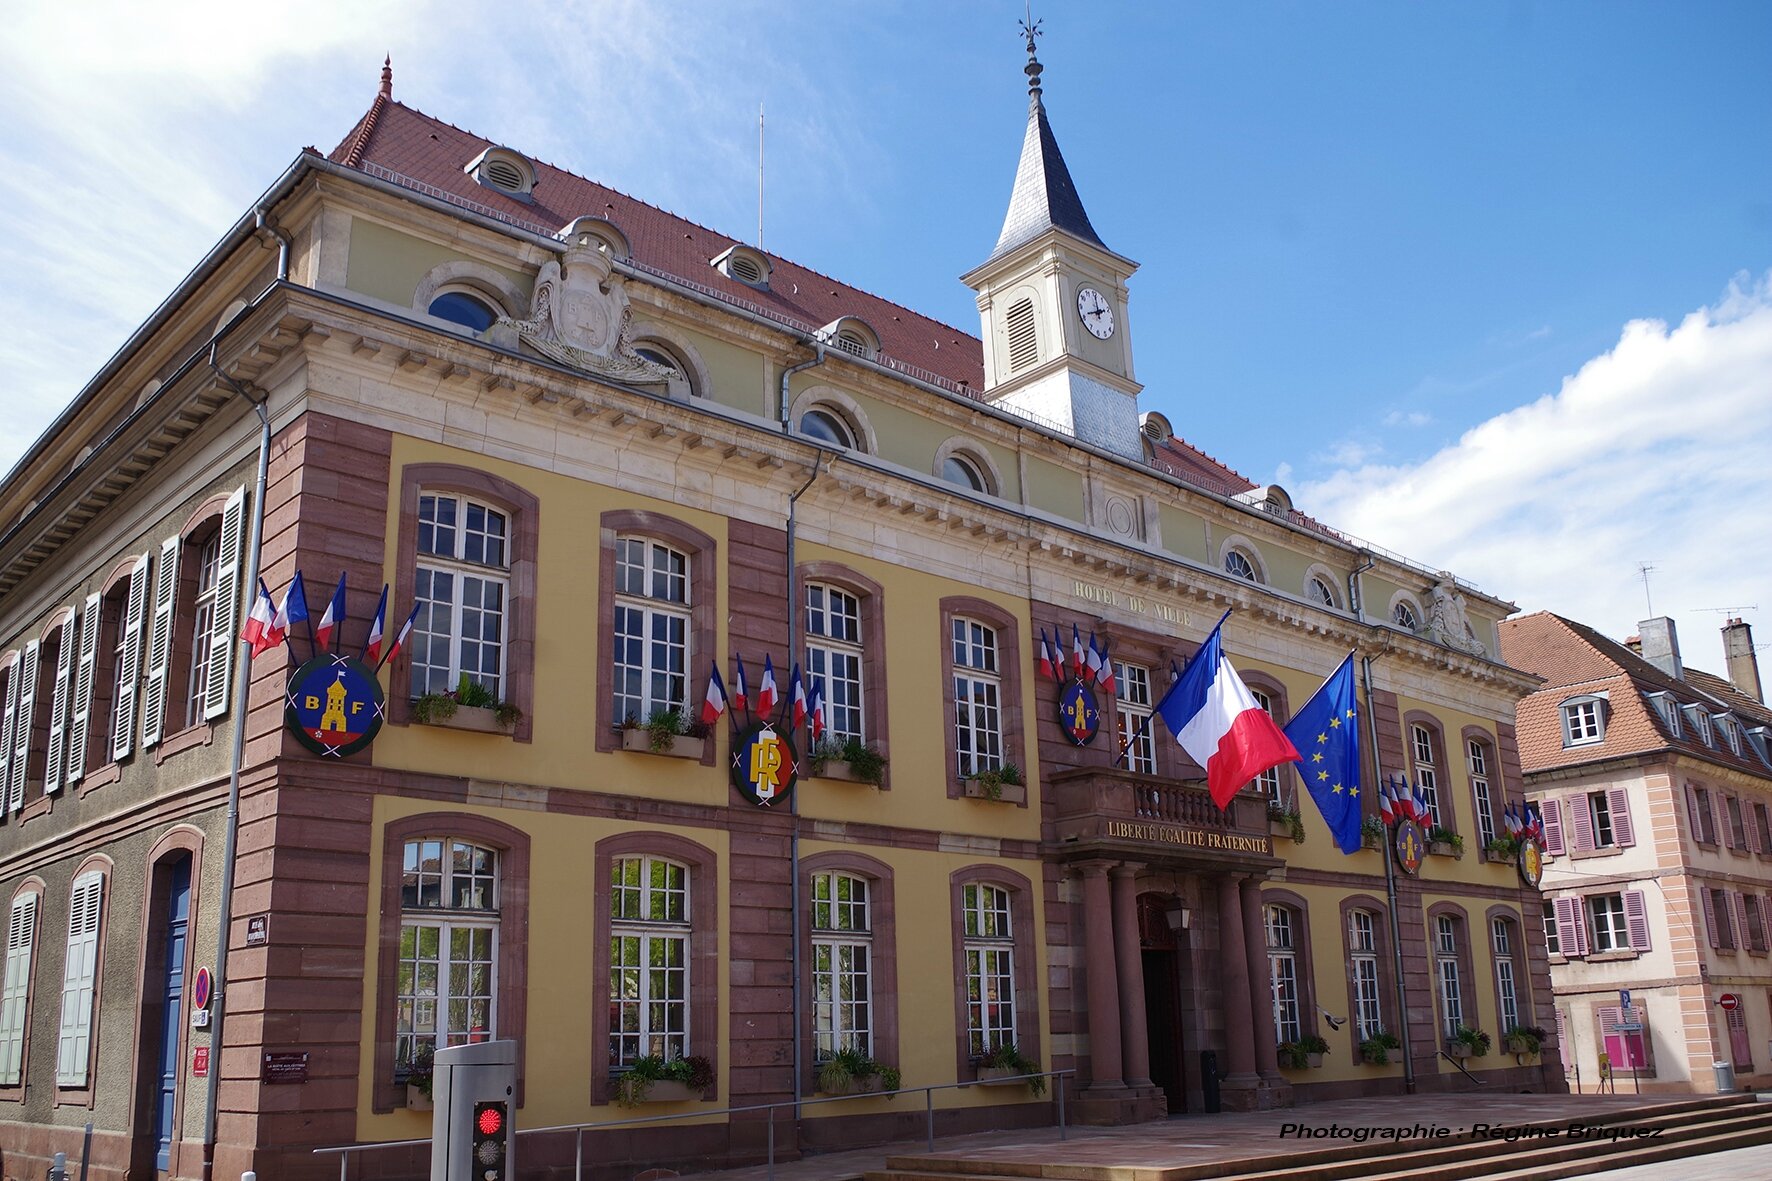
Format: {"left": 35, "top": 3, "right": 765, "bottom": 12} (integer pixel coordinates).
{"left": 1382, "top": 410, "right": 1432, "bottom": 427}
{"left": 1302, "top": 272, "right": 1772, "bottom": 675}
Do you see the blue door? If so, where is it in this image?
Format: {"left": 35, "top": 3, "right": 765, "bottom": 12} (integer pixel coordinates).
{"left": 153, "top": 856, "right": 191, "bottom": 1171}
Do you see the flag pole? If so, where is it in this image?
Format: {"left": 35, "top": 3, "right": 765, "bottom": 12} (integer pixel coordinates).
{"left": 1362, "top": 652, "right": 1417, "bottom": 1093}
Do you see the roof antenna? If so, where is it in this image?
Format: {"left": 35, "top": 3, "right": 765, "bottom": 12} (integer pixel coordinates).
{"left": 758, "top": 102, "right": 765, "bottom": 250}
{"left": 379, "top": 54, "right": 393, "bottom": 101}
{"left": 1020, "top": 3, "right": 1044, "bottom": 101}
{"left": 1637, "top": 561, "right": 1657, "bottom": 615}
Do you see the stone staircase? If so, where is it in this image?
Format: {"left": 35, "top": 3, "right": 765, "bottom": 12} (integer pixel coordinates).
{"left": 863, "top": 1094, "right": 1772, "bottom": 1181}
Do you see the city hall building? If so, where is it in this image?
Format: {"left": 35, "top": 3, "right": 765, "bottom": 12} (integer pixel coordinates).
{"left": 0, "top": 48, "right": 1555, "bottom": 1181}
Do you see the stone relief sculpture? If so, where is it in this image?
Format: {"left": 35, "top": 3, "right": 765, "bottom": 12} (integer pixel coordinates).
{"left": 497, "top": 222, "right": 677, "bottom": 387}
{"left": 1427, "top": 575, "right": 1488, "bottom": 657}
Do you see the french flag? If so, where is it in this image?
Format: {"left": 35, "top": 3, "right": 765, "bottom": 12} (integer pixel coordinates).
{"left": 789, "top": 663, "right": 807, "bottom": 730}
{"left": 315, "top": 572, "right": 347, "bottom": 651}
{"left": 701, "top": 662, "right": 728, "bottom": 726}
{"left": 1095, "top": 636, "right": 1116, "bottom": 697}
{"left": 1037, "top": 629, "right": 1057, "bottom": 683}
{"left": 1071, "top": 624, "right": 1085, "bottom": 681}
{"left": 363, "top": 586, "right": 389, "bottom": 664}
{"left": 1378, "top": 779, "right": 1396, "bottom": 825}
{"left": 732, "top": 655, "right": 750, "bottom": 714}
{"left": 758, "top": 655, "right": 779, "bottom": 716}
{"left": 1083, "top": 631, "right": 1104, "bottom": 685}
{"left": 808, "top": 678, "right": 826, "bottom": 740}
{"left": 1154, "top": 615, "right": 1300, "bottom": 808}
{"left": 242, "top": 581, "right": 281, "bottom": 658}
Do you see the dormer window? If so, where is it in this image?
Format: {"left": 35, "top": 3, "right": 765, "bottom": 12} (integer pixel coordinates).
{"left": 710, "top": 245, "right": 772, "bottom": 290}
{"left": 1748, "top": 727, "right": 1772, "bottom": 768}
{"left": 818, "top": 317, "right": 880, "bottom": 362}
{"left": 1561, "top": 694, "right": 1607, "bottom": 747}
{"left": 1715, "top": 714, "right": 1742, "bottom": 755}
{"left": 464, "top": 147, "right": 536, "bottom": 199}
{"left": 1648, "top": 691, "right": 1682, "bottom": 737}
{"left": 1682, "top": 704, "right": 1713, "bottom": 746}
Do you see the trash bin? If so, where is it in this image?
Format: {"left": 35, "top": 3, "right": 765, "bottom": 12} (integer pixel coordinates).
{"left": 1200, "top": 1050, "right": 1221, "bottom": 1114}
{"left": 1713, "top": 1061, "right": 1736, "bottom": 1093}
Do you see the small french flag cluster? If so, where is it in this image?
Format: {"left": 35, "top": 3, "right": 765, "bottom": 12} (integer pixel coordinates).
{"left": 242, "top": 571, "right": 419, "bottom": 670}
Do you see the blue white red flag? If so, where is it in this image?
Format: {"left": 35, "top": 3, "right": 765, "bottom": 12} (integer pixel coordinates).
{"left": 1095, "top": 636, "right": 1116, "bottom": 696}
{"left": 1071, "top": 624, "right": 1085, "bottom": 680}
{"left": 275, "top": 571, "right": 309, "bottom": 637}
{"left": 808, "top": 678, "right": 826, "bottom": 740}
{"left": 381, "top": 603, "right": 420, "bottom": 668}
{"left": 758, "top": 655, "right": 779, "bottom": 716}
{"left": 1037, "top": 629, "right": 1057, "bottom": 683}
{"left": 789, "top": 663, "right": 806, "bottom": 730}
{"left": 1413, "top": 783, "right": 1432, "bottom": 826}
{"left": 242, "top": 580, "right": 281, "bottom": 658}
{"left": 701, "top": 662, "right": 728, "bottom": 726}
{"left": 1154, "top": 613, "right": 1301, "bottom": 809}
{"left": 732, "top": 655, "right": 750, "bottom": 713}
{"left": 1083, "top": 631, "right": 1103, "bottom": 685}
{"left": 1378, "top": 778, "right": 1396, "bottom": 825}
{"left": 315, "top": 572, "right": 347, "bottom": 651}
{"left": 363, "top": 586, "right": 389, "bottom": 664}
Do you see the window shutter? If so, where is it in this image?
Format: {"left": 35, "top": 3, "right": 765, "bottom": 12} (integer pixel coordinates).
{"left": 1733, "top": 893, "right": 1750, "bottom": 951}
{"left": 113, "top": 555, "right": 150, "bottom": 762}
{"left": 44, "top": 617, "right": 75, "bottom": 795}
{"left": 1543, "top": 798, "right": 1565, "bottom": 855}
{"left": 203, "top": 486, "right": 246, "bottom": 721}
{"left": 1570, "top": 795, "right": 1594, "bottom": 851}
{"left": 0, "top": 657, "right": 18, "bottom": 814}
{"left": 1608, "top": 786, "right": 1635, "bottom": 847}
{"left": 1554, "top": 1004, "right": 1567, "bottom": 1051}
{"left": 1701, "top": 791, "right": 1718, "bottom": 845}
{"left": 1623, "top": 890, "right": 1650, "bottom": 951}
{"left": 1747, "top": 896, "right": 1766, "bottom": 952}
{"left": 10, "top": 641, "right": 40, "bottom": 812}
{"left": 66, "top": 593, "right": 100, "bottom": 786}
{"left": 1553, "top": 896, "right": 1582, "bottom": 957}
{"left": 1721, "top": 797, "right": 1737, "bottom": 849}
{"left": 56, "top": 873, "right": 102, "bottom": 1086}
{"left": 1702, "top": 888, "right": 1718, "bottom": 948}
{"left": 141, "top": 535, "right": 179, "bottom": 748}
{"left": 0, "top": 893, "right": 36, "bottom": 1084}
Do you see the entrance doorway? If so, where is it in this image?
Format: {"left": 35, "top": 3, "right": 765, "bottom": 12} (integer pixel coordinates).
{"left": 133, "top": 851, "right": 192, "bottom": 1177}
{"left": 1137, "top": 893, "right": 1188, "bottom": 1113}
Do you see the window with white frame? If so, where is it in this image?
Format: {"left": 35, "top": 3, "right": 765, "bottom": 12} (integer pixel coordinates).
{"left": 1115, "top": 661, "right": 1154, "bottom": 775}
{"left": 1252, "top": 690, "right": 1283, "bottom": 805}
{"left": 1, "top": 893, "right": 38, "bottom": 1085}
{"left": 1649, "top": 692, "right": 1681, "bottom": 737}
{"left": 1589, "top": 791, "right": 1616, "bottom": 848}
{"left": 952, "top": 619, "right": 1002, "bottom": 777}
{"left": 1561, "top": 697, "right": 1604, "bottom": 746}
{"left": 1435, "top": 915, "right": 1463, "bottom": 1038}
{"left": 1265, "top": 905, "right": 1302, "bottom": 1045}
{"left": 1224, "top": 550, "right": 1259, "bottom": 582}
{"left": 56, "top": 872, "right": 103, "bottom": 1086}
{"left": 1393, "top": 602, "right": 1419, "bottom": 632}
{"left": 397, "top": 839, "right": 498, "bottom": 1078}
{"left": 610, "top": 856, "right": 689, "bottom": 1066}
{"left": 810, "top": 872, "right": 871, "bottom": 1060}
{"left": 413, "top": 493, "right": 509, "bottom": 701}
{"left": 1412, "top": 724, "right": 1442, "bottom": 827}
{"left": 962, "top": 883, "right": 1015, "bottom": 1057}
{"left": 1348, "top": 909, "right": 1383, "bottom": 1041}
{"left": 1589, "top": 893, "right": 1628, "bottom": 953}
{"left": 1308, "top": 577, "right": 1337, "bottom": 608}
{"left": 1717, "top": 715, "right": 1741, "bottom": 755}
{"left": 612, "top": 538, "right": 689, "bottom": 724}
{"left": 1468, "top": 740, "right": 1496, "bottom": 848}
{"left": 805, "top": 583, "right": 864, "bottom": 744}
{"left": 1543, "top": 900, "right": 1560, "bottom": 957}
{"left": 1684, "top": 705, "right": 1712, "bottom": 746}
{"left": 183, "top": 534, "right": 222, "bottom": 728}
{"left": 1492, "top": 918, "right": 1519, "bottom": 1032}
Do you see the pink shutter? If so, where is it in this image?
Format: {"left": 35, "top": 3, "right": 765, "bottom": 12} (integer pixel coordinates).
{"left": 1702, "top": 889, "right": 1719, "bottom": 948}
{"left": 1554, "top": 1005, "right": 1568, "bottom": 1050}
{"left": 1570, "top": 794, "right": 1595, "bottom": 851}
{"left": 1686, "top": 784, "right": 1702, "bottom": 836}
{"left": 1735, "top": 893, "right": 1751, "bottom": 950}
{"left": 1554, "top": 896, "right": 1583, "bottom": 957}
{"left": 1702, "top": 792, "right": 1718, "bottom": 844}
{"left": 1608, "top": 787, "right": 1635, "bottom": 847}
{"left": 1623, "top": 890, "right": 1650, "bottom": 951}
{"left": 1747, "top": 807, "right": 1762, "bottom": 854}
{"left": 1747, "top": 896, "right": 1766, "bottom": 952}
{"left": 1543, "top": 799, "right": 1565, "bottom": 855}
{"left": 1721, "top": 798, "right": 1737, "bottom": 849}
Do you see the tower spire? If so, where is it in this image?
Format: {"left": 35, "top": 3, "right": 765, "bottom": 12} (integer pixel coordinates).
{"left": 379, "top": 54, "right": 393, "bottom": 101}
{"left": 1021, "top": 7, "right": 1043, "bottom": 102}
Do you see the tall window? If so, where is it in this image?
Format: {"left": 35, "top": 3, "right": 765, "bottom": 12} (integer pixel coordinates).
{"left": 952, "top": 619, "right": 1002, "bottom": 777}
{"left": 1709, "top": 889, "right": 1736, "bottom": 950}
{"left": 1348, "top": 909, "right": 1383, "bottom": 1041}
{"left": 612, "top": 539, "right": 688, "bottom": 724}
{"left": 1589, "top": 791, "right": 1616, "bottom": 848}
{"left": 810, "top": 872, "right": 871, "bottom": 1060}
{"left": 805, "top": 584, "right": 864, "bottom": 744}
{"left": 183, "top": 535, "right": 222, "bottom": 728}
{"left": 57, "top": 872, "right": 104, "bottom": 1086}
{"left": 1114, "top": 661, "right": 1154, "bottom": 775}
{"left": 962, "top": 883, "right": 1015, "bottom": 1056}
{"left": 413, "top": 494, "right": 508, "bottom": 700}
{"left": 1691, "top": 787, "right": 1719, "bottom": 845}
{"left": 1412, "top": 725, "right": 1442, "bottom": 827}
{"left": 1492, "top": 918, "right": 1519, "bottom": 1032}
{"left": 1253, "top": 690, "right": 1282, "bottom": 805}
{"left": 1435, "top": 915, "right": 1463, "bottom": 1038}
{"left": 609, "top": 856, "right": 689, "bottom": 1066}
{"left": 1543, "top": 900, "right": 1560, "bottom": 957}
{"left": 397, "top": 839, "right": 498, "bottom": 1078}
{"left": 1, "top": 893, "right": 38, "bottom": 1085}
{"left": 1726, "top": 796, "right": 1748, "bottom": 849}
{"left": 1468, "top": 740, "right": 1495, "bottom": 848}
{"left": 1266, "top": 905, "right": 1301, "bottom": 1045}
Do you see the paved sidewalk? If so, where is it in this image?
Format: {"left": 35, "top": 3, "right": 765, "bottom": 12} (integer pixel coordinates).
{"left": 677, "top": 1090, "right": 1739, "bottom": 1181}
{"left": 1563, "top": 1144, "right": 1772, "bottom": 1181}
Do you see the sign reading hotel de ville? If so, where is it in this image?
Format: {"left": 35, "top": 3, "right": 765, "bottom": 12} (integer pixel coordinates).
{"left": 1071, "top": 579, "right": 1194, "bottom": 628}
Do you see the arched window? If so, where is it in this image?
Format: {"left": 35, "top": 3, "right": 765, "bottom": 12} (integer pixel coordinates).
{"left": 1491, "top": 914, "right": 1523, "bottom": 1034}
{"left": 799, "top": 408, "right": 855, "bottom": 449}
{"left": 1307, "top": 577, "right": 1337, "bottom": 608}
{"left": 805, "top": 582, "right": 864, "bottom": 744}
{"left": 1346, "top": 908, "right": 1384, "bottom": 1041}
{"left": 143, "top": 486, "right": 245, "bottom": 751}
{"left": 1224, "top": 550, "right": 1258, "bottom": 582}
{"left": 427, "top": 291, "right": 499, "bottom": 334}
{"left": 1393, "top": 601, "right": 1419, "bottom": 632}
{"left": 961, "top": 882, "right": 1016, "bottom": 1056}
{"left": 1409, "top": 718, "right": 1447, "bottom": 830}
{"left": 56, "top": 865, "right": 107, "bottom": 1088}
{"left": 943, "top": 454, "right": 986, "bottom": 492}
{"left": 1465, "top": 732, "right": 1498, "bottom": 851}
{"left": 1429, "top": 907, "right": 1473, "bottom": 1040}
{"left": 0, "top": 881, "right": 43, "bottom": 1090}
{"left": 1005, "top": 298, "right": 1038, "bottom": 371}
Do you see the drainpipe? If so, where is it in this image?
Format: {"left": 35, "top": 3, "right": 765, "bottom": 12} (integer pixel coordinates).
{"left": 199, "top": 344, "right": 273, "bottom": 1181}
{"left": 1348, "top": 550, "right": 1376, "bottom": 624}
{"left": 255, "top": 209, "right": 291, "bottom": 282}
{"left": 778, "top": 345, "right": 826, "bottom": 431}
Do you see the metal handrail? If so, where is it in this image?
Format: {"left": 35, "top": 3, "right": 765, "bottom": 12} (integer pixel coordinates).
{"left": 312, "top": 1069, "right": 1075, "bottom": 1181}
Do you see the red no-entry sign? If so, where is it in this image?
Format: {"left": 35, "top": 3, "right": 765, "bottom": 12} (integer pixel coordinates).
{"left": 1718, "top": 993, "right": 1740, "bottom": 1011}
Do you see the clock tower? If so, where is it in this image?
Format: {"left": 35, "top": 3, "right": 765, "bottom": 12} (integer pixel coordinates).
{"left": 961, "top": 20, "right": 1143, "bottom": 460}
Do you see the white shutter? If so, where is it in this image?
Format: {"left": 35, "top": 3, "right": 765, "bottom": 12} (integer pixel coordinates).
{"left": 113, "top": 556, "right": 150, "bottom": 762}
{"left": 66, "top": 593, "right": 100, "bottom": 785}
{"left": 44, "top": 617, "right": 75, "bottom": 794}
{"left": 0, "top": 656, "right": 18, "bottom": 813}
{"left": 56, "top": 872, "right": 103, "bottom": 1086}
{"left": 203, "top": 486, "right": 246, "bottom": 721}
{"left": 0, "top": 893, "right": 37, "bottom": 1084}
{"left": 10, "top": 641, "right": 40, "bottom": 812}
{"left": 141, "top": 535, "right": 179, "bottom": 749}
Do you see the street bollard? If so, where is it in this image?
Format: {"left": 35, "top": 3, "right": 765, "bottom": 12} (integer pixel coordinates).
{"left": 48, "top": 1152, "right": 68, "bottom": 1181}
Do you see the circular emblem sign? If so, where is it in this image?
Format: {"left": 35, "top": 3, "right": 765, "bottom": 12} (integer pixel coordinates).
{"left": 1057, "top": 679, "right": 1101, "bottom": 747}
{"left": 1517, "top": 838, "right": 1545, "bottom": 889}
{"left": 1392, "top": 818, "right": 1425, "bottom": 876}
{"left": 285, "top": 655, "right": 386, "bottom": 758}
{"left": 730, "top": 723, "right": 798, "bottom": 808}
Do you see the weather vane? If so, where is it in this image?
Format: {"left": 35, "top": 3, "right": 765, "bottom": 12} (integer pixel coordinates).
{"left": 1021, "top": 4, "right": 1044, "bottom": 96}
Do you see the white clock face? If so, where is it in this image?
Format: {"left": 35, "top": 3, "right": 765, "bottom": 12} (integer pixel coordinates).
{"left": 1077, "top": 287, "right": 1115, "bottom": 339}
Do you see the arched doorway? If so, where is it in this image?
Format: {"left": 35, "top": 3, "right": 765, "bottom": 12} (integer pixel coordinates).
{"left": 1138, "top": 892, "right": 1189, "bottom": 1112}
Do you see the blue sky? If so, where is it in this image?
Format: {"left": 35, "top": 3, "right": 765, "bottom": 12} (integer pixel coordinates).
{"left": 2, "top": 1, "right": 1768, "bottom": 671}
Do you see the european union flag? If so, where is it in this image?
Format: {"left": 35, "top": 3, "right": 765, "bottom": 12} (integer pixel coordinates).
{"left": 1281, "top": 653, "right": 1364, "bottom": 855}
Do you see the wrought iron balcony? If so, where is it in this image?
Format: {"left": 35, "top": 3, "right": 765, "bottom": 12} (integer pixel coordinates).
{"left": 1046, "top": 767, "right": 1279, "bottom": 868}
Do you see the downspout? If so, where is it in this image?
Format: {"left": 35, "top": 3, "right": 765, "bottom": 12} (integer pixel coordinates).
{"left": 200, "top": 207, "right": 287, "bottom": 1181}
{"left": 778, "top": 345, "right": 826, "bottom": 431}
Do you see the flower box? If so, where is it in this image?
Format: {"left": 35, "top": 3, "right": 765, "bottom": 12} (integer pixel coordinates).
{"left": 817, "top": 1074, "right": 884, "bottom": 1096}
{"left": 1446, "top": 1042, "right": 1473, "bottom": 1060}
{"left": 1428, "top": 841, "right": 1461, "bottom": 859}
{"left": 961, "top": 780, "right": 1027, "bottom": 805}
{"left": 1306, "top": 1052, "right": 1324, "bottom": 1068}
{"left": 636, "top": 1079, "right": 699, "bottom": 1103}
{"left": 406, "top": 1085, "right": 433, "bottom": 1111}
{"left": 812, "top": 760, "right": 865, "bottom": 785}
{"left": 1362, "top": 832, "right": 1383, "bottom": 851}
{"left": 621, "top": 729, "right": 705, "bottom": 760}
{"left": 1505, "top": 1036, "right": 1536, "bottom": 1055}
{"left": 1488, "top": 850, "right": 1517, "bottom": 866}
{"left": 421, "top": 704, "right": 506, "bottom": 734}
{"left": 1360, "top": 1049, "right": 1390, "bottom": 1066}
{"left": 975, "top": 1066, "right": 1029, "bottom": 1085}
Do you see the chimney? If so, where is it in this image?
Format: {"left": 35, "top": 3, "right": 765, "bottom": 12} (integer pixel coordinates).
{"left": 1723, "top": 617, "right": 1763, "bottom": 703}
{"left": 1637, "top": 616, "right": 1683, "bottom": 681}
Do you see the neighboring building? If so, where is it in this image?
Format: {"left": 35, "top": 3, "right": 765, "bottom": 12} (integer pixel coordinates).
{"left": 1500, "top": 612, "right": 1772, "bottom": 1094}
{"left": 0, "top": 47, "right": 1552, "bottom": 1181}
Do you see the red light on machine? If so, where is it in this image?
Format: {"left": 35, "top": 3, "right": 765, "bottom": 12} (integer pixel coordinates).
{"left": 476, "top": 1105, "right": 504, "bottom": 1136}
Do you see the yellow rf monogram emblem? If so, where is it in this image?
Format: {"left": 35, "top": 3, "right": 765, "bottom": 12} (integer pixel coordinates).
{"left": 750, "top": 732, "right": 785, "bottom": 800}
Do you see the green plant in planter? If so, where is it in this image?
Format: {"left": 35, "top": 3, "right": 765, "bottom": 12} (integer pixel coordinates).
{"left": 808, "top": 736, "right": 888, "bottom": 786}
{"left": 1277, "top": 1034, "right": 1331, "bottom": 1069}
{"left": 977, "top": 1042, "right": 1045, "bottom": 1096}
{"left": 611, "top": 1053, "right": 714, "bottom": 1106}
{"left": 405, "top": 1044, "right": 435, "bottom": 1099}
{"left": 1361, "top": 815, "right": 1386, "bottom": 845}
{"left": 1504, "top": 1024, "right": 1548, "bottom": 1054}
{"left": 645, "top": 708, "right": 688, "bottom": 752}
{"left": 411, "top": 674, "right": 520, "bottom": 728}
{"left": 816, "top": 1046, "right": 901, "bottom": 1095}
{"left": 1359, "top": 1030, "right": 1401, "bottom": 1064}
{"left": 1267, "top": 803, "right": 1306, "bottom": 842}
{"left": 1485, "top": 835, "right": 1521, "bottom": 861}
{"left": 967, "top": 762, "right": 1024, "bottom": 801}
{"left": 1427, "top": 826, "right": 1465, "bottom": 854}
{"left": 1449, "top": 1025, "right": 1491, "bottom": 1057}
